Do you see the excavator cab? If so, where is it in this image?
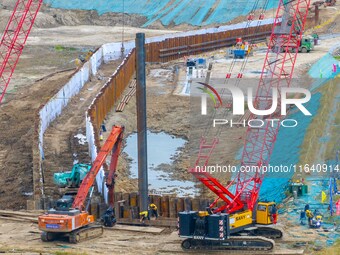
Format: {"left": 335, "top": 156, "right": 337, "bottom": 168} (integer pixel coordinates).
{"left": 55, "top": 195, "right": 74, "bottom": 211}
{"left": 256, "top": 202, "right": 276, "bottom": 225}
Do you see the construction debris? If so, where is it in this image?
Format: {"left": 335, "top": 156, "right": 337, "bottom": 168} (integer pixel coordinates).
{"left": 116, "top": 79, "right": 137, "bottom": 112}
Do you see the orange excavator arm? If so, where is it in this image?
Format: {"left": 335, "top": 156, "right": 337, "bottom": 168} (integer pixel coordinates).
{"left": 106, "top": 127, "right": 125, "bottom": 208}
{"left": 72, "top": 125, "right": 124, "bottom": 210}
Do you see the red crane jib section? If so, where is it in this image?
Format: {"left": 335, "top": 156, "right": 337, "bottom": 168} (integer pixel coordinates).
{"left": 192, "top": 0, "right": 311, "bottom": 214}
{"left": 0, "top": 0, "right": 43, "bottom": 103}
{"left": 72, "top": 126, "right": 125, "bottom": 211}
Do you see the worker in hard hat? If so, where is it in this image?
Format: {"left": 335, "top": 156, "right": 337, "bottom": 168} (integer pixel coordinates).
{"left": 305, "top": 209, "right": 314, "bottom": 226}
{"left": 139, "top": 210, "right": 149, "bottom": 224}
{"left": 310, "top": 214, "right": 322, "bottom": 228}
{"left": 304, "top": 204, "right": 310, "bottom": 211}
{"left": 149, "top": 203, "right": 158, "bottom": 219}
{"left": 315, "top": 215, "right": 322, "bottom": 221}
{"left": 270, "top": 204, "right": 278, "bottom": 224}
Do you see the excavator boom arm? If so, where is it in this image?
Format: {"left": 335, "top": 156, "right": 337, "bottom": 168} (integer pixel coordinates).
{"left": 72, "top": 126, "right": 124, "bottom": 210}
{"left": 107, "top": 127, "right": 125, "bottom": 207}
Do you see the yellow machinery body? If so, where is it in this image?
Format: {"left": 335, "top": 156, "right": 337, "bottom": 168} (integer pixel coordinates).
{"left": 256, "top": 201, "right": 276, "bottom": 225}
{"left": 228, "top": 201, "right": 276, "bottom": 230}
{"left": 229, "top": 210, "right": 253, "bottom": 230}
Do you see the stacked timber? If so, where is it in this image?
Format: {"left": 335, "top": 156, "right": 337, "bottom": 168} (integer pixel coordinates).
{"left": 116, "top": 79, "right": 137, "bottom": 112}
{"left": 0, "top": 210, "right": 40, "bottom": 223}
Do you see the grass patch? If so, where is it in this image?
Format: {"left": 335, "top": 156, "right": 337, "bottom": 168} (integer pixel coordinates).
{"left": 55, "top": 45, "right": 77, "bottom": 52}
{"left": 334, "top": 56, "right": 340, "bottom": 61}
{"left": 298, "top": 79, "right": 338, "bottom": 166}
{"left": 55, "top": 251, "right": 88, "bottom": 255}
{"left": 0, "top": 246, "right": 46, "bottom": 254}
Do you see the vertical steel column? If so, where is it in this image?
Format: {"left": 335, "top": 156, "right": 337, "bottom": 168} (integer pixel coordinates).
{"left": 135, "top": 33, "right": 148, "bottom": 212}
{"left": 315, "top": 6, "right": 319, "bottom": 26}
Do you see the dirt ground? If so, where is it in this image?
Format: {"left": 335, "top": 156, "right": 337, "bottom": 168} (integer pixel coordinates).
{"left": 0, "top": 70, "right": 75, "bottom": 209}
{"left": 0, "top": 219, "right": 178, "bottom": 255}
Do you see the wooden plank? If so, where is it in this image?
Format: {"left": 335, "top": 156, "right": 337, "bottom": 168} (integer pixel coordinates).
{"left": 121, "top": 95, "right": 131, "bottom": 103}
{"left": 119, "top": 103, "right": 126, "bottom": 112}
{"left": 129, "top": 79, "right": 137, "bottom": 88}
{"left": 116, "top": 102, "right": 126, "bottom": 112}
{"left": 127, "top": 87, "right": 136, "bottom": 96}
{"left": 125, "top": 95, "right": 133, "bottom": 104}
{"left": 118, "top": 218, "right": 177, "bottom": 227}
{"left": 0, "top": 215, "right": 38, "bottom": 223}
{"left": 106, "top": 224, "right": 164, "bottom": 234}
{"left": 0, "top": 210, "right": 40, "bottom": 218}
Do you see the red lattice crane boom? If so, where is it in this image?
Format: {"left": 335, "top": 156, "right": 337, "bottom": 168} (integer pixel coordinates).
{"left": 0, "top": 0, "right": 43, "bottom": 103}
{"left": 191, "top": 0, "right": 311, "bottom": 213}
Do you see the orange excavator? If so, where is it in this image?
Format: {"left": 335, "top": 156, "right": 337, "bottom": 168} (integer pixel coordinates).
{"left": 38, "top": 125, "right": 124, "bottom": 243}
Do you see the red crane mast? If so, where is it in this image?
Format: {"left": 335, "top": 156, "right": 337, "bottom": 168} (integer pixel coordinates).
{"left": 0, "top": 0, "right": 43, "bottom": 103}
{"left": 191, "top": 0, "right": 311, "bottom": 213}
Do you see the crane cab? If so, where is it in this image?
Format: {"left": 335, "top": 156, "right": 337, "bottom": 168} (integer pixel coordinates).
{"left": 256, "top": 202, "right": 276, "bottom": 225}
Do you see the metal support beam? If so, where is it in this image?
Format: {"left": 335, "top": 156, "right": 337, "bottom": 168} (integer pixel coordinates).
{"left": 315, "top": 6, "right": 319, "bottom": 26}
{"left": 135, "top": 33, "right": 148, "bottom": 212}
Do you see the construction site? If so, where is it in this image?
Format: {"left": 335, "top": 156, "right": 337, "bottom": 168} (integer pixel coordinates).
{"left": 0, "top": 0, "right": 339, "bottom": 254}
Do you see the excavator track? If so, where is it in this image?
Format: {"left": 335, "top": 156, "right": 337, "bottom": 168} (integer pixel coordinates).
{"left": 181, "top": 235, "right": 275, "bottom": 251}
{"left": 41, "top": 231, "right": 57, "bottom": 242}
{"left": 69, "top": 225, "right": 104, "bottom": 243}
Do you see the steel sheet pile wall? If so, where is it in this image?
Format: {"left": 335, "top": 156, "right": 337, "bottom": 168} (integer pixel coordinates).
{"left": 89, "top": 192, "right": 229, "bottom": 221}
{"left": 89, "top": 49, "right": 136, "bottom": 136}
{"left": 145, "top": 25, "right": 272, "bottom": 62}
{"left": 86, "top": 50, "right": 136, "bottom": 202}
{"left": 103, "top": 19, "right": 275, "bottom": 62}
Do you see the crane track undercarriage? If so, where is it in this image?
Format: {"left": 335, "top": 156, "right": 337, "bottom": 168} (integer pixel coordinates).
{"left": 181, "top": 236, "right": 275, "bottom": 251}
{"left": 181, "top": 225, "right": 282, "bottom": 251}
